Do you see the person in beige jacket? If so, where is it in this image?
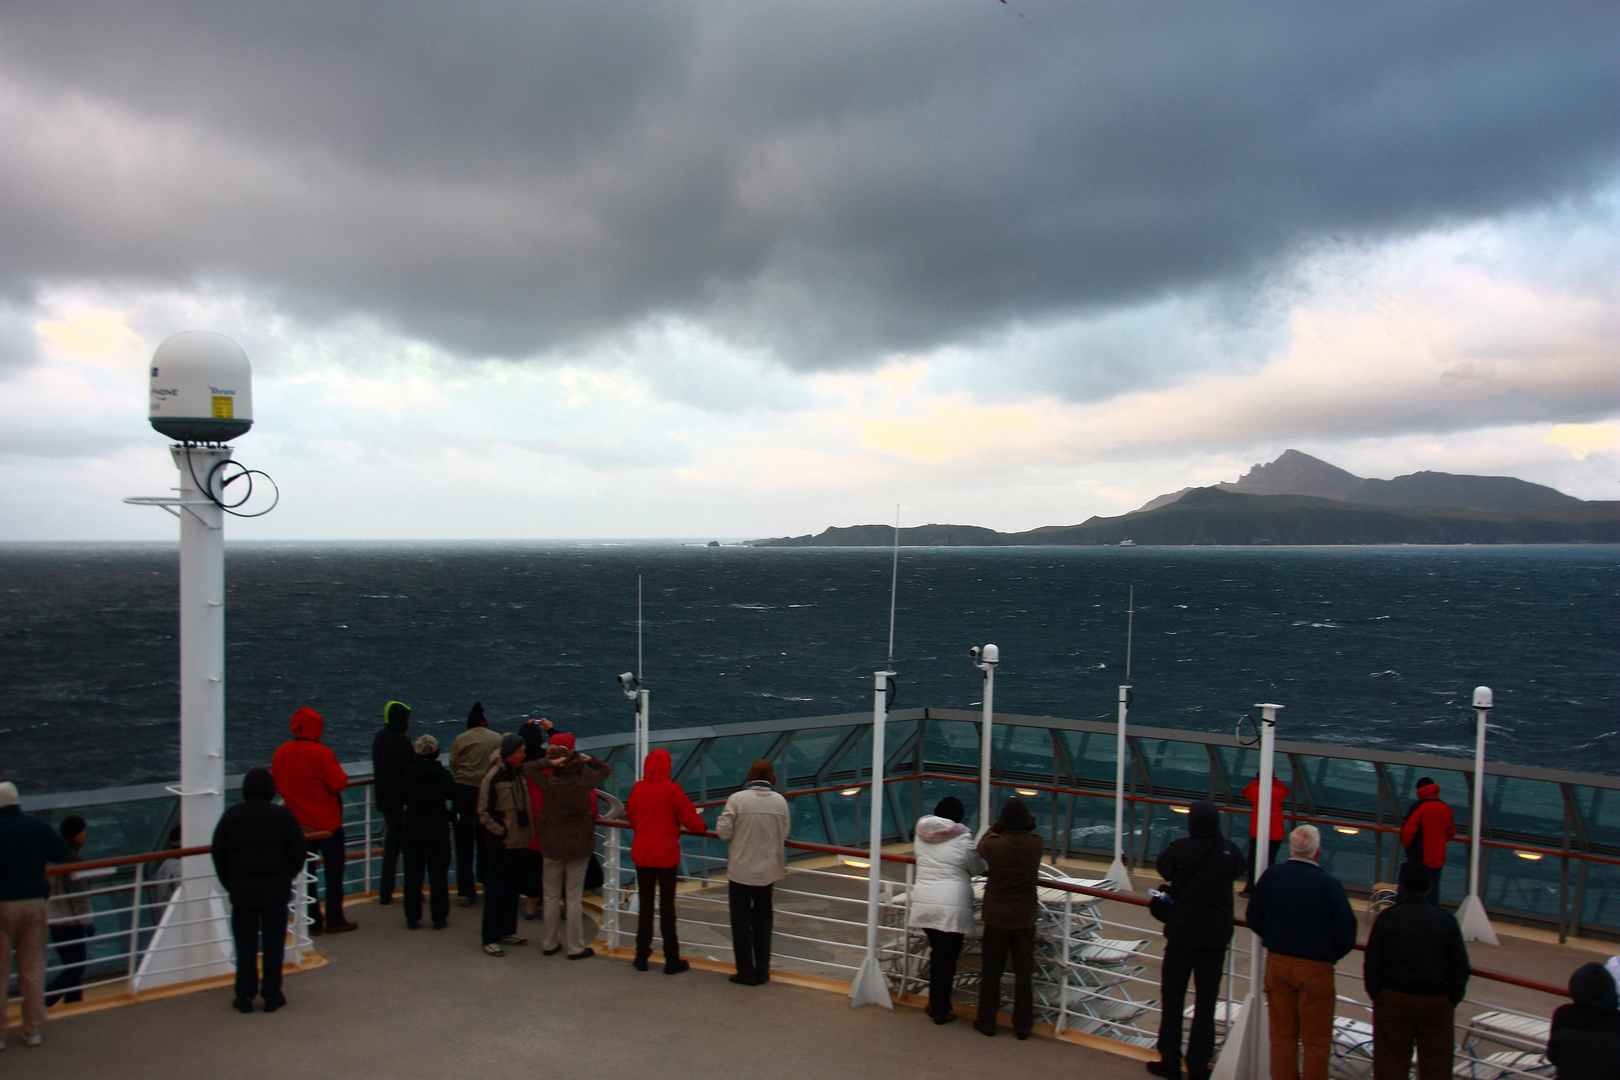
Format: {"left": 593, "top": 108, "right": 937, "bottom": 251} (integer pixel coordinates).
{"left": 716, "top": 760, "right": 790, "bottom": 985}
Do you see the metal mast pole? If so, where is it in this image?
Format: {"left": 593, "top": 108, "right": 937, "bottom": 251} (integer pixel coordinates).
{"left": 849, "top": 667, "right": 897, "bottom": 1008}
{"left": 1110, "top": 587, "right": 1136, "bottom": 890}
{"left": 1457, "top": 687, "right": 1499, "bottom": 944}
{"left": 976, "top": 648, "right": 999, "bottom": 834}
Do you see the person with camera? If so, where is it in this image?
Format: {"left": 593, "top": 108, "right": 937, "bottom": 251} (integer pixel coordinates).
{"left": 476, "top": 734, "right": 534, "bottom": 956}
{"left": 974, "top": 796, "right": 1043, "bottom": 1040}
{"left": 1147, "top": 800, "right": 1245, "bottom": 1080}
{"left": 528, "top": 741, "right": 612, "bottom": 960}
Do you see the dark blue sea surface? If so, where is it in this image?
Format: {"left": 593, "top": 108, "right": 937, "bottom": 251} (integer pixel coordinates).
{"left": 1, "top": 543, "right": 1617, "bottom": 793}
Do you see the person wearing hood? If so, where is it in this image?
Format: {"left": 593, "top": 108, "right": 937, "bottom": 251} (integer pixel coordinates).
{"left": 626, "top": 748, "right": 706, "bottom": 974}
{"left": 449, "top": 701, "right": 502, "bottom": 906}
{"left": 401, "top": 735, "right": 456, "bottom": 931}
{"left": 1548, "top": 962, "right": 1620, "bottom": 1080}
{"left": 528, "top": 741, "right": 612, "bottom": 960}
{"left": 1148, "top": 800, "right": 1246, "bottom": 1080}
{"left": 974, "top": 796, "right": 1043, "bottom": 1040}
{"left": 1241, "top": 774, "right": 1291, "bottom": 897}
{"left": 0, "top": 781, "right": 73, "bottom": 1048}
{"left": 520, "top": 724, "right": 561, "bottom": 922}
{"left": 271, "top": 708, "right": 356, "bottom": 934}
{"left": 716, "top": 760, "right": 791, "bottom": 986}
{"left": 1398, "top": 777, "right": 1455, "bottom": 907}
{"left": 45, "top": 816, "right": 95, "bottom": 1007}
{"left": 476, "top": 733, "right": 535, "bottom": 956}
{"left": 371, "top": 700, "right": 415, "bottom": 906}
{"left": 211, "top": 767, "right": 308, "bottom": 1013}
{"left": 908, "top": 796, "right": 984, "bottom": 1024}
{"left": 1364, "top": 862, "right": 1469, "bottom": 1080}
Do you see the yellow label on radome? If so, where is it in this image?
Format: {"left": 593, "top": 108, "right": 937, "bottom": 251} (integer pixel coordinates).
{"left": 212, "top": 396, "right": 234, "bottom": 419}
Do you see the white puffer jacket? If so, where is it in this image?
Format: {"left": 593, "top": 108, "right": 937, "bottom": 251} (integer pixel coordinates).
{"left": 907, "top": 815, "right": 985, "bottom": 934}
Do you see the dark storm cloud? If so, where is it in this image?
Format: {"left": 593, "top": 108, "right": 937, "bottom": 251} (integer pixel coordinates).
{"left": 0, "top": 1, "right": 1615, "bottom": 375}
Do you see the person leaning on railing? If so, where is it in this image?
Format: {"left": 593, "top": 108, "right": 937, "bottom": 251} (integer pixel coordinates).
{"left": 449, "top": 702, "right": 503, "bottom": 907}
{"left": 527, "top": 741, "right": 612, "bottom": 961}
{"left": 907, "top": 795, "right": 983, "bottom": 1026}
{"left": 271, "top": 707, "right": 356, "bottom": 935}
{"left": 1547, "top": 961, "right": 1620, "bottom": 1080}
{"left": 1245, "top": 824, "right": 1357, "bottom": 1080}
{"left": 0, "top": 781, "right": 73, "bottom": 1049}
{"left": 974, "top": 795, "right": 1043, "bottom": 1041}
{"left": 625, "top": 747, "right": 705, "bottom": 975}
{"left": 210, "top": 767, "right": 308, "bottom": 1014}
{"left": 44, "top": 816, "right": 94, "bottom": 1007}
{"left": 1148, "top": 800, "right": 1246, "bottom": 1080}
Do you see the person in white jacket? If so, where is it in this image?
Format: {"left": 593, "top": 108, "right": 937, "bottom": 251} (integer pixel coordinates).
{"left": 716, "top": 759, "right": 791, "bottom": 986}
{"left": 908, "top": 796, "right": 985, "bottom": 1024}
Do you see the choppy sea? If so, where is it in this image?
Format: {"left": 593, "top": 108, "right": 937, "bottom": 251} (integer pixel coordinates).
{"left": 1, "top": 543, "right": 1617, "bottom": 793}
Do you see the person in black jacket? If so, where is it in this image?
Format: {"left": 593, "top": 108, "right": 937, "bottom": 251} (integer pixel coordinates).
{"left": 1547, "top": 962, "right": 1620, "bottom": 1080}
{"left": 401, "top": 735, "right": 456, "bottom": 931}
{"left": 211, "top": 768, "right": 308, "bottom": 1014}
{"left": 1148, "top": 800, "right": 1246, "bottom": 1080}
{"left": 1363, "top": 862, "right": 1469, "bottom": 1080}
{"left": 371, "top": 701, "right": 415, "bottom": 905}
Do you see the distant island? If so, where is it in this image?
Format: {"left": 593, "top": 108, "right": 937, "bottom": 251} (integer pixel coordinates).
{"left": 746, "top": 451, "right": 1620, "bottom": 546}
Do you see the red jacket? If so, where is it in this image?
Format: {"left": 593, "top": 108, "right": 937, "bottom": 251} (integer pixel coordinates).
{"left": 626, "top": 749, "right": 705, "bottom": 869}
{"left": 270, "top": 708, "right": 349, "bottom": 832}
{"left": 1243, "top": 776, "right": 1290, "bottom": 840}
{"left": 1400, "top": 784, "right": 1456, "bottom": 869}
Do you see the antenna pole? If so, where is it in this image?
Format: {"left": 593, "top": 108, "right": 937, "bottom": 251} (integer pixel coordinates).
{"left": 1126, "top": 585, "right": 1135, "bottom": 681}
{"left": 886, "top": 505, "right": 900, "bottom": 669}
{"left": 1110, "top": 587, "right": 1135, "bottom": 890}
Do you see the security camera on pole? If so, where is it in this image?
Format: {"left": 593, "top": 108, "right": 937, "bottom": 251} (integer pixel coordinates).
{"left": 1456, "top": 687, "right": 1500, "bottom": 945}
{"left": 971, "top": 644, "right": 999, "bottom": 836}
{"left": 618, "top": 574, "right": 650, "bottom": 768}
{"left": 1210, "top": 703, "right": 1282, "bottom": 1080}
{"left": 125, "top": 331, "right": 278, "bottom": 992}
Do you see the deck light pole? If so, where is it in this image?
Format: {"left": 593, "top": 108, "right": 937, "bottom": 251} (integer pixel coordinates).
{"left": 1210, "top": 702, "right": 1282, "bottom": 1080}
{"left": 1456, "top": 686, "right": 1500, "bottom": 945}
{"left": 849, "top": 668, "right": 898, "bottom": 1008}
{"left": 972, "top": 644, "right": 999, "bottom": 834}
{"left": 1108, "top": 587, "right": 1136, "bottom": 890}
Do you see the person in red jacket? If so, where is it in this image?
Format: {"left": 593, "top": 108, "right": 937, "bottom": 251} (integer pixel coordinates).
{"left": 1241, "top": 775, "right": 1290, "bottom": 897}
{"left": 1399, "top": 777, "right": 1456, "bottom": 907}
{"left": 270, "top": 707, "right": 355, "bottom": 933}
{"left": 626, "top": 748, "right": 706, "bottom": 975}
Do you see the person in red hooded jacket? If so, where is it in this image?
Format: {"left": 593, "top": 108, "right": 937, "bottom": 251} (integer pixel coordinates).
{"left": 270, "top": 708, "right": 355, "bottom": 933}
{"left": 626, "top": 748, "right": 706, "bottom": 975}
{"left": 1241, "top": 775, "right": 1291, "bottom": 898}
{"left": 1399, "top": 777, "right": 1456, "bottom": 907}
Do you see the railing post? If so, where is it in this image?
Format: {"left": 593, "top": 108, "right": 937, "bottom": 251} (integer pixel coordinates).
{"left": 127, "top": 860, "right": 145, "bottom": 988}
{"left": 363, "top": 795, "right": 373, "bottom": 896}
{"left": 604, "top": 823, "right": 621, "bottom": 952}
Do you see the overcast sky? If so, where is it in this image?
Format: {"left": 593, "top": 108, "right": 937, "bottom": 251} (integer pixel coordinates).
{"left": 1, "top": 1, "right": 1616, "bottom": 541}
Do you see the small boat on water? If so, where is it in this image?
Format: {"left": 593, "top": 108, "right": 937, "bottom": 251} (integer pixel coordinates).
{"left": 1118, "top": 538, "right": 1135, "bottom": 547}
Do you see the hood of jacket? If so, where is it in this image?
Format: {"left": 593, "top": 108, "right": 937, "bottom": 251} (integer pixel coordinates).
{"left": 242, "top": 767, "right": 277, "bottom": 802}
{"left": 466, "top": 701, "right": 487, "bottom": 729}
{"left": 914, "top": 815, "right": 969, "bottom": 843}
{"left": 384, "top": 700, "right": 411, "bottom": 730}
{"left": 1188, "top": 799, "right": 1222, "bottom": 839}
{"left": 995, "top": 796, "right": 1036, "bottom": 833}
{"left": 549, "top": 732, "right": 576, "bottom": 752}
{"left": 1416, "top": 781, "right": 1441, "bottom": 802}
{"left": 642, "top": 748, "right": 672, "bottom": 783}
{"left": 290, "top": 707, "right": 324, "bottom": 741}
{"left": 1570, "top": 962, "right": 1620, "bottom": 1012}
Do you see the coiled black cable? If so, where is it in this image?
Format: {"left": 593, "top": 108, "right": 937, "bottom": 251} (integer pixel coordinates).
{"left": 181, "top": 443, "right": 280, "bottom": 518}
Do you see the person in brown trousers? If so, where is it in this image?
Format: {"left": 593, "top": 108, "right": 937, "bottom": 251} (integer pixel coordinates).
{"left": 974, "top": 796, "right": 1043, "bottom": 1040}
{"left": 529, "top": 743, "right": 611, "bottom": 959}
{"left": 1364, "top": 861, "right": 1469, "bottom": 1080}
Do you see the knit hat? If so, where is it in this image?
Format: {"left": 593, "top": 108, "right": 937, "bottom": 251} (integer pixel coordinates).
{"left": 499, "top": 733, "right": 525, "bottom": 759}
{"left": 60, "top": 815, "right": 87, "bottom": 839}
{"left": 467, "top": 701, "right": 488, "bottom": 729}
{"left": 548, "top": 732, "right": 576, "bottom": 751}
{"left": 242, "top": 767, "right": 277, "bottom": 801}
{"left": 1399, "top": 860, "right": 1431, "bottom": 897}
{"left": 414, "top": 734, "right": 440, "bottom": 756}
{"left": 933, "top": 796, "right": 965, "bottom": 823}
{"left": 0, "top": 781, "right": 18, "bottom": 809}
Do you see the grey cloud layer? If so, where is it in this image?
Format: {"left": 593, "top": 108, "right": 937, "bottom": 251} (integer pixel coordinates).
{"left": 1, "top": 1, "right": 1615, "bottom": 374}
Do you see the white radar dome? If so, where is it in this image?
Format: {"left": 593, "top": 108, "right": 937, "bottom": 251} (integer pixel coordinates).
{"left": 148, "top": 331, "right": 253, "bottom": 442}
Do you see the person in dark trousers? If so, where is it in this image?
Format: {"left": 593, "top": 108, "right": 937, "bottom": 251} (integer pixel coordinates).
{"left": 210, "top": 768, "right": 308, "bottom": 1014}
{"left": 0, "top": 781, "right": 73, "bottom": 1048}
{"left": 974, "top": 796, "right": 1043, "bottom": 1040}
{"left": 530, "top": 742, "right": 612, "bottom": 960}
{"left": 1398, "top": 777, "right": 1455, "bottom": 907}
{"left": 449, "top": 702, "right": 503, "bottom": 905}
{"left": 1148, "top": 800, "right": 1246, "bottom": 1080}
{"left": 45, "top": 816, "right": 94, "bottom": 1006}
{"left": 1364, "top": 862, "right": 1470, "bottom": 1080}
{"left": 626, "top": 748, "right": 705, "bottom": 974}
{"left": 401, "top": 735, "right": 456, "bottom": 931}
{"left": 270, "top": 707, "right": 356, "bottom": 934}
{"left": 1246, "top": 825, "right": 1358, "bottom": 1080}
{"left": 1547, "top": 962, "right": 1620, "bottom": 1080}
{"left": 1241, "top": 774, "right": 1290, "bottom": 896}
{"left": 907, "top": 796, "right": 983, "bottom": 1025}
{"left": 715, "top": 760, "right": 790, "bottom": 986}
{"left": 370, "top": 700, "right": 415, "bottom": 906}
{"left": 476, "top": 734, "right": 534, "bottom": 956}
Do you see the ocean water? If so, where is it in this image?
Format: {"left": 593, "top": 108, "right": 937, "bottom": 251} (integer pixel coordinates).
{"left": 1, "top": 542, "right": 1617, "bottom": 793}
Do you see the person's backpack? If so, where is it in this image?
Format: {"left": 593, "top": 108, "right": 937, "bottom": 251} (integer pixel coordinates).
{"left": 1149, "top": 841, "right": 1217, "bottom": 924}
